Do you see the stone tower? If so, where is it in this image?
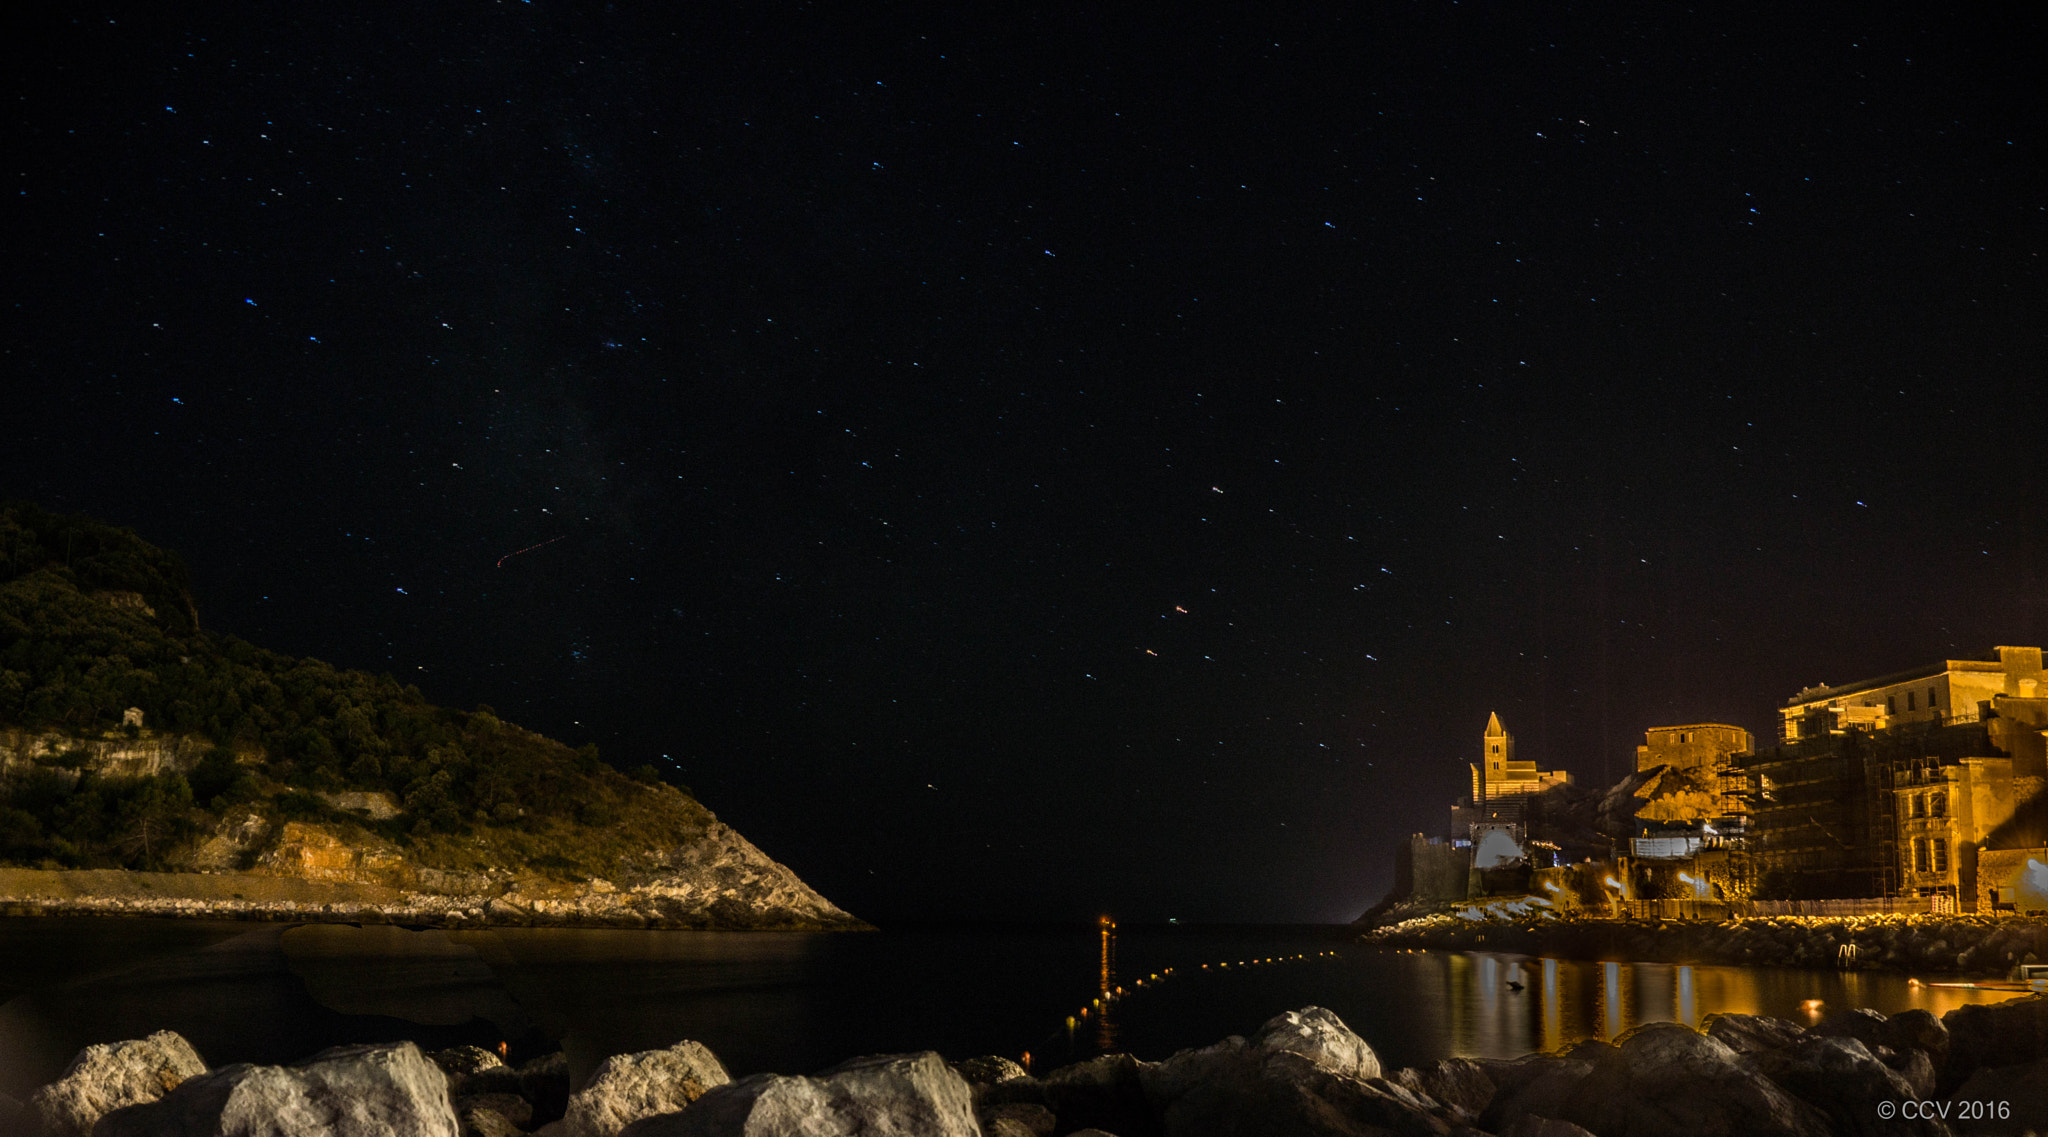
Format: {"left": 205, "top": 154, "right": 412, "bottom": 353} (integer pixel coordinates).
{"left": 1463, "top": 712, "right": 1571, "bottom": 840}
{"left": 1481, "top": 711, "right": 1512, "bottom": 799}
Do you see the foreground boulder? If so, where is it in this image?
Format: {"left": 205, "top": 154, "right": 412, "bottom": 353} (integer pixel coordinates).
{"left": 1940, "top": 992, "right": 2048, "bottom": 1094}
{"left": 1256, "top": 1007, "right": 1382, "bottom": 1082}
{"left": 461, "top": 1101, "right": 529, "bottom": 1137}
{"left": 426, "top": 1045, "right": 526, "bottom": 1099}
{"left": 456, "top": 1091, "right": 536, "bottom": 1133}
{"left": 27, "top": 1030, "right": 208, "bottom": 1137}
{"left": 1477, "top": 1055, "right": 1599, "bottom": 1133}
{"left": 560, "top": 1041, "right": 730, "bottom": 1137}
{"left": 1496, "top": 1119, "right": 1599, "bottom": 1137}
{"left": 950, "top": 1055, "right": 1027, "bottom": 1089}
{"left": 1881, "top": 1009, "right": 1950, "bottom": 1073}
{"left": 1810, "top": 1009, "right": 1893, "bottom": 1052}
{"left": 977, "top": 1101, "right": 1056, "bottom": 1137}
{"left": 1389, "top": 1057, "right": 1495, "bottom": 1124}
{"left": 1141, "top": 1007, "right": 1457, "bottom": 1136}
{"left": 1039, "top": 1053, "right": 1156, "bottom": 1135}
{"left": 1747, "top": 1035, "right": 1944, "bottom": 1136}
{"left": 520, "top": 1051, "right": 574, "bottom": 1124}
{"left": 1948, "top": 1055, "right": 2048, "bottom": 1136}
{"left": 94, "top": 1041, "right": 457, "bottom": 1137}
{"left": 1484, "top": 1022, "right": 1832, "bottom": 1137}
{"left": 1701, "top": 1012, "right": 1807, "bottom": 1057}
{"left": 621, "top": 1051, "right": 977, "bottom": 1137}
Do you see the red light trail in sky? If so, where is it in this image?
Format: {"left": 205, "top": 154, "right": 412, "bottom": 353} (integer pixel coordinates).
{"left": 495, "top": 535, "right": 565, "bottom": 568}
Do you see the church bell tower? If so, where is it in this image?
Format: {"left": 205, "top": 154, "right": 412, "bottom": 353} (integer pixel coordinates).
{"left": 1481, "top": 711, "right": 1512, "bottom": 800}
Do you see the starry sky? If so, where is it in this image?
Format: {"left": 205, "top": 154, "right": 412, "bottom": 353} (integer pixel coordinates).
{"left": 7, "top": 4, "right": 2041, "bottom": 923}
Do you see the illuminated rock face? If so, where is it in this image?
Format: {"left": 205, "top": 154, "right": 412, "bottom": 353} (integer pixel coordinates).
{"left": 562, "top": 1041, "right": 730, "bottom": 1137}
{"left": 1977, "top": 847, "right": 2048, "bottom": 913}
{"left": 27, "top": 1030, "right": 207, "bottom": 1137}
{"left": 1634, "top": 724, "right": 1752, "bottom": 824}
{"left": 257, "top": 821, "right": 409, "bottom": 883}
{"left": 0, "top": 727, "right": 212, "bottom": 782}
{"left": 0, "top": 803, "right": 866, "bottom": 930}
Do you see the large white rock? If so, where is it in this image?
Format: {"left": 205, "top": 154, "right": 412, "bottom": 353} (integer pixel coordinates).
{"left": 561, "top": 1041, "right": 730, "bottom": 1137}
{"left": 93, "top": 1041, "right": 458, "bottom": 1137}
{"left": 621, "top": 1051, "right": 977, "bottom": 1137}
{"left": 1141, "top": 1007, "right": 1456, "bottom": 1137}
{"left": 1254, "top": 1007, "right": 1382, "bottom": 1081}
{"left": 27, "top": 1030, "right": 207, "bottom": 1137}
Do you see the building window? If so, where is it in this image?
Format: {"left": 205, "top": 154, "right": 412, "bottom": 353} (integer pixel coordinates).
{"left": 1929, "top": 686, "right": 1939, "bottom": 708}
{"left": 1886, "top": 696, "right": 1896, "bottom": 714}
{"left": 1933, "top": 840, "right": 1949, "bottom": 874}
{"left": 1912, "top": 794, "right": 1927, "bottom": 819}
{"left": 1914, "top": 838, "right": 1930, "bottom": 874}
{"left": 1931, "top": 791, "right": 1946, "bottom": 818}
{"left": 1907, "top": 691, "right": 1917, "bottom": 711}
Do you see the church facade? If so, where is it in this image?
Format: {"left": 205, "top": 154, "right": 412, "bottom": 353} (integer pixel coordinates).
{"left": 1452, "top": 713, "right": 1570, "bottom": 858}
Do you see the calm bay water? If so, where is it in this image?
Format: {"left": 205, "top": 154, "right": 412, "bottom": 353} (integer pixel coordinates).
{"left": 0, "top": 917, "right": 2020, "bottom": 1097}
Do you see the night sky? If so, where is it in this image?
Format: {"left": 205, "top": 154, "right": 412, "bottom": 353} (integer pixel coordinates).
{"left": 7, "top": 5, "right": 2040, "bottom": 923}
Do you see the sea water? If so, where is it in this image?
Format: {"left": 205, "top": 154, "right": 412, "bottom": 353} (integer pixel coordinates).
{"left": 0, "top": 917, "right": 2016, "bottom": 1096}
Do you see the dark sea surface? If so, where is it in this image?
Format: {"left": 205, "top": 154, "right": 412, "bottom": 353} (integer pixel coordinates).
{"left": 0, "top": 917, "right": 2021, "bottom": 1096}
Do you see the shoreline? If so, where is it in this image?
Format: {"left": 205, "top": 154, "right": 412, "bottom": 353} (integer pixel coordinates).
{"left": 1363, "top": 908, "right": 2048, "bottom": 977}
{"left": 0, "top": 866, "right": 871, "bottom": 932}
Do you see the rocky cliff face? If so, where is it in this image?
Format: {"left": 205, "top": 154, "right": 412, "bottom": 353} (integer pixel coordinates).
{"left": 2, "top": 731, "right": 866, "bottom": 931}
{"left": 0, "top": 727, "right": 210, "bottom": 783}
{"left": 223, "top": 810, "right": 867, "bottom": 929}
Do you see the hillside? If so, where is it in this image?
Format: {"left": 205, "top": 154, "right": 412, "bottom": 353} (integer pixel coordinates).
{"left": 0, "top": 503, "right": 864, "bottom": 929}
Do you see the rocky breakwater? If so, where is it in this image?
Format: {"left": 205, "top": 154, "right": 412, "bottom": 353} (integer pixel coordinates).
{"left": 9, "top": 995, "right": 2048, "bottom": 1136}
{"left": 1366, "top": 910, "right": 2048, "bottom": 975}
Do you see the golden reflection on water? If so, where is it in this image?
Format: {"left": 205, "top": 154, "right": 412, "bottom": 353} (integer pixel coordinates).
{"left": 1095, "top": 916, "right": 1119, "bottom": 1053}
{"left": 1432, "top": 951, "right": 2017, "bottom": 1058}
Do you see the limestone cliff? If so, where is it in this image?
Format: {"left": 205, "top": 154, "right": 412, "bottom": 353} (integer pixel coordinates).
{"left": 0, "top": 727, "right": 211, "bottom": 783}
{"left": 3, "top": 778, "right": 864, "bottom": 931}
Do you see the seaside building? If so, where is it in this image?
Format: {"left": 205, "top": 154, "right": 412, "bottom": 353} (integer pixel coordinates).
{"left": 1742, "top": 646, "right": 2048, "bottom": 904}
{"left": 1633, "top": 723, "right": 1754, "bottom": 823}
{"left": 1779, "top": 646, "right": 2044, "bottom": 742}
{"left": 1454, "top": 714, "right": 1570, "bottom": 863}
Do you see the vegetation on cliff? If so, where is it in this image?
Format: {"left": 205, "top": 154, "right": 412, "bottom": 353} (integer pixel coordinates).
{"left": 0, "top": 503, "right": 698, "bottom": 879}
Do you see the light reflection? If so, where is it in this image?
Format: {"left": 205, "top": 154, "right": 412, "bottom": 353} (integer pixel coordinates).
{"left": 1095, "top": 916, "right": 1118, "bottom": 1052}
{"left": 1541, "top": 958, "right": 1561, "bottom": 1054}
{"left": 1603, "top": 961, "right": 1623, "bottom": 1041}
{"left": 1396, "top": 950, "right": 2015, "bottom": 1060}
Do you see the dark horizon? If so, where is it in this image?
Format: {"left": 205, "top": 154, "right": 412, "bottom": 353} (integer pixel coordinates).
{"left": 7, "top": 4, "right": 2040, "bottom": 924}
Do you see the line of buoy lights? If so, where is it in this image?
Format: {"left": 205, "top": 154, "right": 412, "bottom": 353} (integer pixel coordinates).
{"left": 1062, "top": 948, "right": 1345, "bottom": 1033}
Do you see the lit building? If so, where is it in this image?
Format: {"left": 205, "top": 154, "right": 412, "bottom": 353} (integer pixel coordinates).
{"left": 1743, "top": 645, "right": 2048, "bottom": 904}
{"left": 1780, "top": 646, "right": 2045, "bottom": 742}
{"left": 1463, "top": 712, "right": 1570, "bottom": 839}
{"left": 1634, "top": 723, "right": 1754, "bottom": 822}
{"left": 1894, "top": 755, "right": 2016, "bottom": 902}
